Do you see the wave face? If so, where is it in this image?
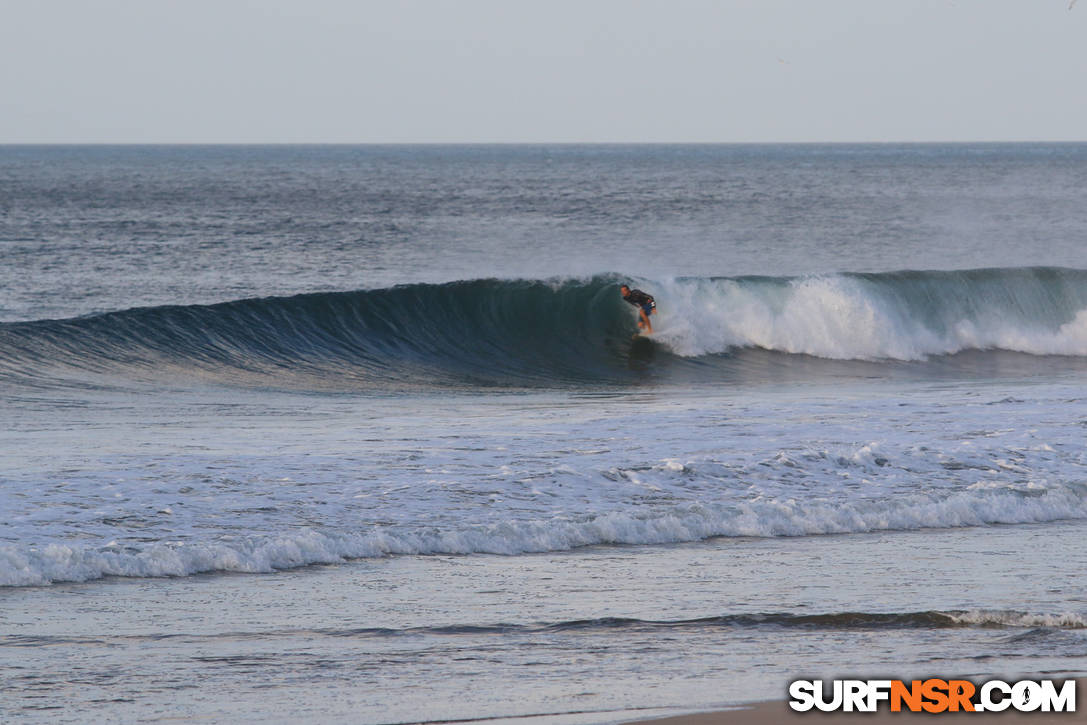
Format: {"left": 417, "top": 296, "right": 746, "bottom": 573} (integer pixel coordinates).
{"left": 0, "top": 277, "right": 632, "bottom": 389}
{"left": 4, "top": 267, "right": 1087, "bottom": 389}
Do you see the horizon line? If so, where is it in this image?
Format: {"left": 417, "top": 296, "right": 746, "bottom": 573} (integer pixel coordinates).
{"left": 3, "top": 139, "right": 1087, "bottom": 146}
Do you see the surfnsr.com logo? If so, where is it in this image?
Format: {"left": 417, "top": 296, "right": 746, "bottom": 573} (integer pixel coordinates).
{"left": 789, "top": 679, "right": 1076, "bottom": 713}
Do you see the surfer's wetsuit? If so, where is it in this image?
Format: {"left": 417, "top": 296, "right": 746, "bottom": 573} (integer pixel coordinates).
{"left": 622, "top": 288, "right": 656, "bottom": 318}
{"left": 621, "top": 286, "right": 657, "bottom": 333}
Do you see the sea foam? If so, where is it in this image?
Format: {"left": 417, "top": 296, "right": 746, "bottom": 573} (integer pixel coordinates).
{"left": 4, "top": 482, "right": 1084, "bottom": 587}
{"left": 651, "top": 270, "right": 1087, "bottom": 360}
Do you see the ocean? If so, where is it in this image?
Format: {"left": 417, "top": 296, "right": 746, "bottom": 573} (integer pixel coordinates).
{"left": 2, "top": 144, "right": 1086, "bottom": 723}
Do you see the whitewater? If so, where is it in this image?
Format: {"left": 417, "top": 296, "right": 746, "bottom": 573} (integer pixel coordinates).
{"left": 3, "top": 144, "right": 1086, "bottom": 723}
{"left": 5, "top": 376, "right": 1087, "bottom": 588}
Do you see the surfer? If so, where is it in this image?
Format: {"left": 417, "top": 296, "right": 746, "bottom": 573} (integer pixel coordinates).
{"left": 620, "top": 284, "right": 656, "bottom": 334}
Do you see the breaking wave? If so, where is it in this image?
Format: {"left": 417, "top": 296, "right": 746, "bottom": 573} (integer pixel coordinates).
{"left": 4, "top": 480, "right": 1085, "bottom": 586}
{"left": 4, "top": 267, "right": 1087, "bottom": 389}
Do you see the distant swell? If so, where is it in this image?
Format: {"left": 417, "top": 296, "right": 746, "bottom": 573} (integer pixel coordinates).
{"left": 4, "top": 267, "right": 1087, "bottom": 390}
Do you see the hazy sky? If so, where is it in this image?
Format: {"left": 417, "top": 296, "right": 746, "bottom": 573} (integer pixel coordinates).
{"left": 2, "top": 0, "right": 1084, "bottom": 143}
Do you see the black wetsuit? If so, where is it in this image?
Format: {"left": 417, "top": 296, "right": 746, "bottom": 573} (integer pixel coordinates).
{"left": 623, "top": 289, "right": 656, "bottom": 316}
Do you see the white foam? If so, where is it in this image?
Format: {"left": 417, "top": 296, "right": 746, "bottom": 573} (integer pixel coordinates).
{"left": 647, "top": 275, "right": 1087, "bottom": 360}
{"left": 948, "top": 610, "right": 1087, "bottom": 629}
{"left": 4, "top": 484, "right": 1085, "bottom": 587}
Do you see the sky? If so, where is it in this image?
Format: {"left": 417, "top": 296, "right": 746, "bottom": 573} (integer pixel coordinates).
{"left": 2, "top": 0, "right": 1085, "bottom": 143}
